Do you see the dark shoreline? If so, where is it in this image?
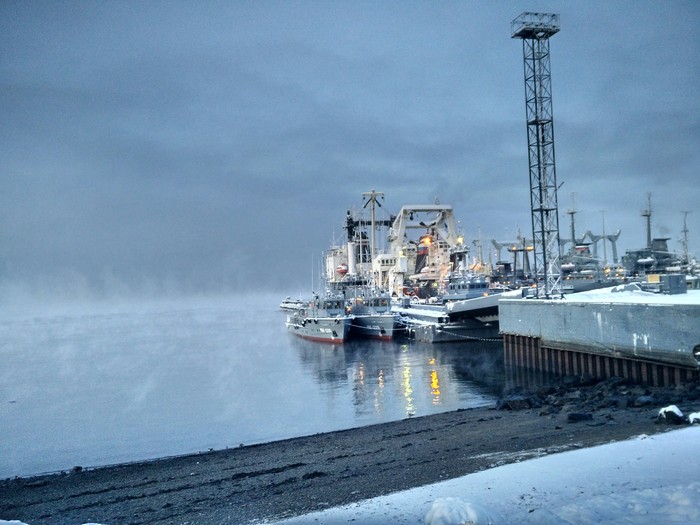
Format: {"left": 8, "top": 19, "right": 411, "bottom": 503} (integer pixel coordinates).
{"left": 2, "top": 383, "right": 691, "bottom": 525}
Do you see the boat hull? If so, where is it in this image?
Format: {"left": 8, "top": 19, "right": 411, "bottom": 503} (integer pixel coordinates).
{"left": 393, "top": 294, "right": 502, "bottom": 343}
{"left": 406, "top": 319, "right": 500, "bottom": 343}
{"left": 349, "top": 313, "right": 399, "bottom": 341}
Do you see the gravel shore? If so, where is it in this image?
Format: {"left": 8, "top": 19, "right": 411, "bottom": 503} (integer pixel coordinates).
{"left": 4, "top": 376, "right": 692, "bottom": 525}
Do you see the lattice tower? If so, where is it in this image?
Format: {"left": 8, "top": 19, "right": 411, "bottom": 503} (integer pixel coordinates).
{"left": 511, "top": 12, "right": 563, "bottom": 298}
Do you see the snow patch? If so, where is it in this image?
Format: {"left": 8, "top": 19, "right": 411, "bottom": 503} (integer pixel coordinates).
{"left": 658, "top": 404, "right": 684, "bottom": 421}
{"left": 659, "top": 404, "right": 683, "bottom": 418}
{"left": 264, "top": 427, "right": 700, "bottom": 525}
{"left": 425, "top": 497, "right": 502, "bottom": 525}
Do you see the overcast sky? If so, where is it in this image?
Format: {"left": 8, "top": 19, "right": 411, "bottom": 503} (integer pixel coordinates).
{"left": 1, "top": 0, "right": 698, "bottom": 299}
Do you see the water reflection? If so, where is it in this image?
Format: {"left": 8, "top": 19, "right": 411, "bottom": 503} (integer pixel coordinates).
{"left": 289, "top": 337, "right": 505, "bottom": 422}
{"left": 1, "top": 296, "right": 506, "bottom": 479}
{"left": 429, "top": 362, "right": 441, "bottom": 405}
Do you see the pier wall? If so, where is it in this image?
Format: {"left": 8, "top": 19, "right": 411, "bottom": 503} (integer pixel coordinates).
{"left": 500, "top": 296, "right": 700, "bottom": 386}
{"left": 503, "top": 334, "right": 699, "bottom": 387}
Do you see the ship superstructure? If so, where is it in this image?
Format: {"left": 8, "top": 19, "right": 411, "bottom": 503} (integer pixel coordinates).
{"left": 325, "top": 199, "right": 471, "bottom": 301}
{"left": 380, "top": 204, "right": 466, "bottom": 299}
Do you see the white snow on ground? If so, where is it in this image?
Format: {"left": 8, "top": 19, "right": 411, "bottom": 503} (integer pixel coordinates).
{"left": 562, "top": 285, "right": 700, "bottom": 306}
{"left": 265, "top": 426, "right": 700, "bottom": 525}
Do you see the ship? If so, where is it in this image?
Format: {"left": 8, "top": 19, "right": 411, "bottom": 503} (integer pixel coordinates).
{"left": 324, "top": 192, "right": 503, "bottom": 342}
{"left": 620, "top": 195, "right": 699, "bottom": 280}
{"left": 285, "top": 294, "right": 352, "bottom": 343}
{"left": 322, "top": 193, "right": 400, "bottom": 340}
{"left": 393, "top": 292, "right": 504, "bottom": 343}
{"left": 439, "top": 273, "right": 492, "bottom": 303}
{"left": 321, "top": 273, "right": 399, "bottom": 341}
{"left": 279, "top": 296, "right": 304, "bottom": 311}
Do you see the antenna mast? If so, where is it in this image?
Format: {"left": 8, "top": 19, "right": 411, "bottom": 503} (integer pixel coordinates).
{"left": 601, "top": 210, "right": 608, "bottom": 266}
{"left": 512, "top": 12, "right": 563, "bottom": 298}
{"left": 362, "top": 189, "right": 384, "bottom": 276}
{"left": 642, "top": 193, "right": 653, "bottom": 250}
{"left": 681, "top": 211, "right": 690, "bottom": 264}
{"left": 567, "top": 192, "right": 577, "bottom": 255}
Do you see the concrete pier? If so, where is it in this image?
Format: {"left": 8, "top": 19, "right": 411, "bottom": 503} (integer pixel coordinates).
{"left": 500, "top": 285, "right": 700, "bottom": 386}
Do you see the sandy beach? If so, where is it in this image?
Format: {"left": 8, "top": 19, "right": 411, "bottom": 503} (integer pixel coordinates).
{"left": 0, "top": 398, "right": 677, "bottom": 525}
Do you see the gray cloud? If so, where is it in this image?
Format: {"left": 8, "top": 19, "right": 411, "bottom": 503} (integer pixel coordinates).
{"left": 1, "top": 1, "right": 698, "bottom": 299}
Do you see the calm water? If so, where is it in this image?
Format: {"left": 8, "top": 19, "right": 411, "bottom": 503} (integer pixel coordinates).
{"left": 0, "top": 293, "right": 504, "bottom": 479}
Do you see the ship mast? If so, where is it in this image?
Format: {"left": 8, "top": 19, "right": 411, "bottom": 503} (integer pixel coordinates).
{"left": 642, "top": 193, "right": 653, "bottom": 251}
{"left": 681, "top": 210, "right": 690, "bottom": 264}
{"left": 567, "top": 193, "right": 577, "bottom": 256}
{"left": 600, "top": 210, "right": 607, "bottom": 266}
{"left": 362, "top": 189, "right": 384, "bottom": 278}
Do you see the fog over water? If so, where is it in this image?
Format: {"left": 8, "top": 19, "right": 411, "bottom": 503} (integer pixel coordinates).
{"left": 0, "top": 293, "right": 504, "bottom": 479}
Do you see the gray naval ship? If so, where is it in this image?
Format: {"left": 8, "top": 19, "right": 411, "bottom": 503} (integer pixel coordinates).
{"left": 285, "top": 295, "right": 351, "bottom": 343}
{"left": 325, "top": 194, "right": 505, "bottom": 343}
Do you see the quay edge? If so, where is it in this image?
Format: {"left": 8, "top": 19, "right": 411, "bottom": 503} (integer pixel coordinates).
{"left": 499, "top": 287, "right": 700, "bottom": 385}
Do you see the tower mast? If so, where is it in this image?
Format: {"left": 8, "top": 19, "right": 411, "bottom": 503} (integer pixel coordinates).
{"left": 681, "top": 211, "right": 690, "bottom": 264}
{"left": 512, "top": 12, "right": 563, "bottom": 298}
{"left": 362, "top": 189, "right": 384, "bottom": 277}
{"left": 642, "top": 193, "right": 653, "bottom": 250}
{"left": 567, "top": 192, "right": 577, "bottom": 256}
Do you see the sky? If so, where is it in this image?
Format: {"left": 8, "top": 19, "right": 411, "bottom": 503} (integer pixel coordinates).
{"left": 1, "top": 0, "right": 699, "bottom": 300}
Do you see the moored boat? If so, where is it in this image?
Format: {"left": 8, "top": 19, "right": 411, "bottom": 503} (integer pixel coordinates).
{"left": 393, "top": 292, "right": 503, "bottom": 343}
{"left": 321, "top": 192, "right": 400, "bottom": 340}
{"left": 279, "top": 296, "right": 304, "bottom": 311}
{"left": 285, "top": 295, "right": 352, "bottom": 343}
{"left": 439, "top": 272, "right": 495, "bottom": 303}
{"left": 321, "top": 191, "right": 503, "bottom": 342}
{"left": 345, "top": 293, "right": 399, "bottom": 341}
